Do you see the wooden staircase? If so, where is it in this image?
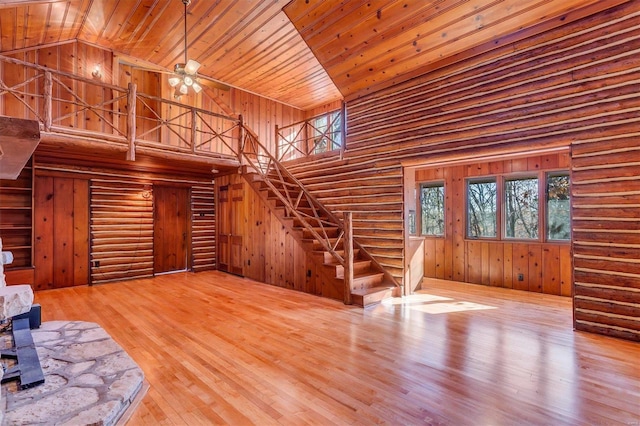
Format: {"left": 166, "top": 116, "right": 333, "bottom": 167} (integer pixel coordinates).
{"left": 242, "top": 166, "right": 397, "bottom": 307}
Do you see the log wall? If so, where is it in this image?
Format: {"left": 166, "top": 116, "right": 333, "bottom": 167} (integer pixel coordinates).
{"left": 90, "top": 179, "right": 154, "bottom": 284}
{"left": 286, "top": 2, "right": 640, "bottom": 339}
{"left": 572, "top": 137, "right": 640, "bottom": 340}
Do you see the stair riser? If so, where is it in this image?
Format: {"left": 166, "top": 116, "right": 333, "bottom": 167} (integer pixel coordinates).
{"left": 351, "top": 273, "right": 384, "bottom": 291}
{"left": 335, "top": 261, "right": 372, "bottom": 278}
{"left": 352, "top": 288, "right": 393, "bottom": 308}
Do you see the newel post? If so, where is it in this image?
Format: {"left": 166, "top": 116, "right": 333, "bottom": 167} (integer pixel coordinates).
{"left": 43, "top": 71, "right": 52, "bottom": 132}
{"left": 127, "top": 82, "right": 137, "bottom": 161}
{"left": 343, "top": 211, "right": 354, "bottom": 305}
{"left": 191, "top": 109, "right": 197, "bottom": 153}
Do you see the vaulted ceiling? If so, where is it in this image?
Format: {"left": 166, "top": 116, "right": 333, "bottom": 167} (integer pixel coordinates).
{"left": 0, "top": 0, "right": 629, "bottom": 111}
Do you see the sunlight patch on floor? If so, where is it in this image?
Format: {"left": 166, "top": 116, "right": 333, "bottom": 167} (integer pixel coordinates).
{"left": 381, "top": 292, "right": 497, "bottom": 314}
{"left": 411, "top": 300, "right": 497, "bottom": 314}
{"left": 381, "top": 293, "right": 452, "bottom": 305}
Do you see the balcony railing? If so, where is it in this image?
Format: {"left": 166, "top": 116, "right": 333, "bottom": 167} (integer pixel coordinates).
{"left": 276, "top": 107, "right": 344, "bottom": 163}
{"left": 0, "top": 55, "right": 240, "bottom": 164}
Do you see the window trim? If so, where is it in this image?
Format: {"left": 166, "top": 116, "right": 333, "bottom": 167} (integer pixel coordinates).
{"left": 502, "top": 174, "right": 540, "bottom": 241}
{"left": 545, "top": 172, "right": 571, "bottom": 242}
{"left": 419, "top": 181, "right": 446, "bottom": 237}
{"left": 466, "top": 177, "right": 499, "bottom": 240}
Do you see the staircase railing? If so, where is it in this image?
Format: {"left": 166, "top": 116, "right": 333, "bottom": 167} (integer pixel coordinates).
{"left": 239, "top": 120, "right": 347, "bottom": 264}
{"left": 237, "top": 118, "right": 399, "bottom": 297}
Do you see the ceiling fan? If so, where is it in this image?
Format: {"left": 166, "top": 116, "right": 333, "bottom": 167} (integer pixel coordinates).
{"left": 168, "top": 0, "right": 202, "bottom": 97}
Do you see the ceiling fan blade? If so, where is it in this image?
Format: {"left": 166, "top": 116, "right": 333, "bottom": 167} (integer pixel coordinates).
{"left": 184, "top": 59, "right": 201, "bottom": 75}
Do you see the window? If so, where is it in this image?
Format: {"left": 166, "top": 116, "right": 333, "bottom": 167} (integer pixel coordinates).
{"left": 420, "top": 183, "right": 445, "bottom": 236}
{"left": 547, "top": 173, "right": 570, "bottom": 240}
{"left": 467, "top": 179, "right": 497, "bottom": 238}
{"left": 313, "top": 111, "right": 342, "bottom": 154}
{"left": 505, "top": 177, "right": 539, "bottom": 239}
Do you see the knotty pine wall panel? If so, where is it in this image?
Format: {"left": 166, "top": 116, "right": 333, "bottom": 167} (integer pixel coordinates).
{"left": 34, "top": 175, "right": 90, "bottom": 290}
{"left": 283, "top": 1, "right": 639, "bottom": 339}
{"left": 220, "top": 173, "right": 326, "bottom": 298}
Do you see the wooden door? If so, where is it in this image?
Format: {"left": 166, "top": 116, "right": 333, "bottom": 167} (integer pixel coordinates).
{"left": 217, "top": 180, "right": 244, "bottom": 276}
{"left": 34, "top": 176, "right": 89, "bottom": 290}
{"left": 154, "top": 186, "right": 190, "bottom": 274}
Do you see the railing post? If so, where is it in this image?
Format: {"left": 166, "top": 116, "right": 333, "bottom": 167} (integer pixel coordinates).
{"left": 340, "top": 100, "right": 346, "bottom": 160}
{"left": 127, "top": 82, "right": 137, "bottom": 161}
{"left": 238, "top": 114, "right": 244, "bottom": 165}
{"left": 274, "top": 124, "right": 279, "bottom": 161}
{"left": 191, "top": 109, "right": 197, "bottom": 153}
{"left": 43, "top": 71, "right": 52, "bottom": 132}
{"left": 343, "top": 211, "right": 354, "bottom": 305}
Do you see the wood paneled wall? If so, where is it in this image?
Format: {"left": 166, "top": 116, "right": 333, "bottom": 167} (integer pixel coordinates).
{"left": 285, "top": 2, "right": 640, "bottom": 339}
{"left": 34, "top": 175, "right": 90, "bottom": 290}
{"left": 0, "top": 41, "right": 113, "bottom": 131}
{"left": 216, "top": 173, "right": 341, "bottom": 300}
{"left": 415, "top": 153, "right": 572, "bottom": 297}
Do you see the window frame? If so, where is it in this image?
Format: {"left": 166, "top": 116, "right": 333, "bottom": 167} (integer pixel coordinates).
{"left": 502, "top": 174, "right": 541, "bottom": 242}
{"left": 466, "top": 177, "right": 499, "bottom": 240}
{"left": 545, "top": 172, "right": 571, "bottom": 242}
{"left": 419, "top": 181, "right": 446, "bottom": 237}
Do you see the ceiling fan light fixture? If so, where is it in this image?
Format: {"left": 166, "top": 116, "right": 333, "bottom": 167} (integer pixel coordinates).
{"left": 184, "top": 59, "right": 201, "bottom": 75}
{"left": 168, "top": 0, "right": 203, "bottom": 96}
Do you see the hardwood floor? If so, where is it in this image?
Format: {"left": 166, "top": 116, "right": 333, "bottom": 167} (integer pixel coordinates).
{"left": 33, "top": 271, "right": 639, "bottom": 425}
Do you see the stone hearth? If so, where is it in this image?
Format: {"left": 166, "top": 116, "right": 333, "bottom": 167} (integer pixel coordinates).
{"left": 2, "top": 320, "right": 145, "bottom": 425}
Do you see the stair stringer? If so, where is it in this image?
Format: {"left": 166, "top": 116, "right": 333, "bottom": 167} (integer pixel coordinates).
{"left": 241, "top": 171, "right": 345, "bottom": 301}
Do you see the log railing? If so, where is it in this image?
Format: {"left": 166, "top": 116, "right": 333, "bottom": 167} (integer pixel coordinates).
{"left": 0, "top": 55, "right": 240, "bottom": 164}
{"left": 276, "top": 106, "right": 345, "bottom": 162}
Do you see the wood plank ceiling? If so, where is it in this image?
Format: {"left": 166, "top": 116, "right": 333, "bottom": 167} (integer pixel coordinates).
{"left": 0, "top": 0, "right": 630, "bottom": 110}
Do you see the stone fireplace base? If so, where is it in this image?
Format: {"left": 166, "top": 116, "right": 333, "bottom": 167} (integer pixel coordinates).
{"left": 2, "top": 321, "right": 146, "bottom": 425}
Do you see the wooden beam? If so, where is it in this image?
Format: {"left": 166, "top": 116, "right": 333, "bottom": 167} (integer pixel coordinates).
{"left": 0, "top": 117, "right": 40, "bottom": 179}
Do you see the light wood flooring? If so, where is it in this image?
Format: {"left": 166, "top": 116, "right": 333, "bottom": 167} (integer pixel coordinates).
{"left": 34, "top": 271, "right": 640, "bottom": 425}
